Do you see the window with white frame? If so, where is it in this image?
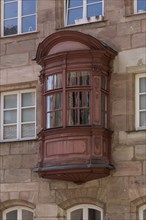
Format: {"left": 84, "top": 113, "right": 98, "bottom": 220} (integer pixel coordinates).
{"left": 1, "top": 0, "right": 37, "bottom": 36}
{"left": 3, "top": 206, "right": 34, "bottom": 220}
{"left": 139, "top": 204, "right": 146, "bottom": 220}
{"left": 67, "top": 204, "right": 103, "bottom": 220}
{"left": 1, "top": 89, "right": 36, "bottom": 141}
{"left": 135, "top": 0, "right": 146, "bottom": 13}
{"left": 135, "top": 74, "right": 146, "bottom": 130}
{"left": 65, "top": 0, "right": 103, "bottom": 26}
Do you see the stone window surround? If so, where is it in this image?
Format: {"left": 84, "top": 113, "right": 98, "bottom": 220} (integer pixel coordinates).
{"left": 0, "top": 89, "right": 36, "bottom": 142}
{"left": 130, "top": 196, "right": 146, "bottom": 220}
{"left": 139, "top": 204, "right": 146, "bottom": 220}
{"left": 124, "top": 0, "right": 146, "bottom": 16}
{"left": 0, "top": 199, "right": 35, "bottom": 220}
{"left": 135, "top": 73, "right": 146, "bottom": 131}
{"left": 124, "top": 64, "right": 146, "bottom": 132}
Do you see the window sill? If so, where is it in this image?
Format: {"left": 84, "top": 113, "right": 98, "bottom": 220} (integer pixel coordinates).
{"left": 56, "top": 18, "right": 107, "bottom": 30}
{"left": 126, "top": 129, "right": 146, "bottom": 133}
{"left": 125, "top": 11, "right": 146, "bottom": 18}
{"left": 0, "top": 31, "right": 39, "bottom": 39}
{"left": 0, "top": 137, "right": 38, "bottom": 143}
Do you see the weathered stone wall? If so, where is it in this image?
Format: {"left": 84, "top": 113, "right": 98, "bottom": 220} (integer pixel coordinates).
{"left": 0, "top": 0, "right": 146, "bottom": 219}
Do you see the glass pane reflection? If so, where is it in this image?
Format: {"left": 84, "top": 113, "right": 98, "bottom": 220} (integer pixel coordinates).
{"left": 4, "top": 19, "right": 17, "bottom": 35}
{"left": 87, "top": 3, "right": 102, "bottom": 17}
{"left": 22, "top": 15, "right": 36, "bottom": 33}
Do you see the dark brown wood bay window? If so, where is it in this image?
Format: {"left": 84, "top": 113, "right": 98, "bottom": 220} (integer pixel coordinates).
{"left": 33, "top": 31, "right": 117, "bottom": 183}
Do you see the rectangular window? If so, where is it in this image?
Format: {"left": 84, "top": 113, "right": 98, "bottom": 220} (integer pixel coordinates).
{"left": 135, "top": 74, "right": 146, "bottom": 130}
{"left": 65, "top": 0, "right": 103, "bottom": 26}
{"left": 1, "top": 90, "right": 36, "bottom": 141}
{"left": 135, "top": 0, "right": 146, "bottom": 13}
{"left": 1, "top": 0, "right": 37, "bottom": 36}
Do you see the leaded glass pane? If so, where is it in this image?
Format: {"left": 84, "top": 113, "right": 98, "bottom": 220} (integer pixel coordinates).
{"left": 4, "top": 94, "right": 17, "bottom": 109}
{"left": 21, "top": 123, "right": 35, "bottom": 138}
{"left": 67, "top": 71, "right": 90, "bottom": 86}
{"left": 54, "top": 74, "right": 62, "bottom": 89}
{"left": 101, "top": 75, "right": 107, "bottom": 90}
{"left": 70, "top": 209, "right": 83, "bottom": 220}
{"left": 87, "top": 2, "right": 102, "bottom": 17}
{"left": 21, "top": 92, "right": 35, "bottom": 107}
{"left": 4, "top": 19, "right": 17, "bottom": 35}
{"left": 140, "top": 77, "right": 146, "bottom": 93}
{"left": 4, "top": 110, "right": 17, "bottom": 124}
{"left": 101, "top": 94, "right": 107, "bottom": 128}
{"left": 47, "top": 111, "right": 62, "bottom": 128}
{"left": 140, "top": 111, "right": 146, "bottom": 127}
{"left": 22, "top": 15, "right": 36, "bottom": 33}
{"left": 68, "top": 109, "right": 78, "bottom": 125}
{"left": 79, "top": 109, "right": 90, "bottom": 124}
{"left": 4, "top": 125, "right": 17, "bottom": 139}
{"left": 46, "top": 74, "right": 62, "bottom": 90}
{"left": 79, "top": 92, "right": 90, "bottom": 107}
{"left": 68, "top": 92, "right": 78, "bottom": 108}
{"left": 88, "top": 208, "right": 101, "bottom": 220}
{"left": 21, "top": 108, "right": 35, "bottom": 122}
{"left": 140, "top": 94, "right": 146, "bottom": 110}
{"left": 47, "top": 75, "right": 54, "bottom": 90}
{"left": 22, "top": 210, "right": 33, "bottom": 220}
{"left": 47, "top": 93, "right": 62, "bottom": 112}
{"left": 6, "top": 210, "right": 17, "bottom": 220}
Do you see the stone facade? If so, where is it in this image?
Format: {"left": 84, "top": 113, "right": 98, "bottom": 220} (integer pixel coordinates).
{"left": 0, "top": 0, "right": 146, "bottom": 220}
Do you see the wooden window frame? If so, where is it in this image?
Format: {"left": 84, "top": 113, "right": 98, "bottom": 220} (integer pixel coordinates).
{"left": 3, "top": 206, "right": 34, "bottom": 220}
{"left": 64, "top": 0, "right": 104, "bottom": 26}
{"left": 1, "top": 0, "right": 37, "bottom": 37}
{"left": 135, "top": 73, "right": 146, "bottom": 130}
{"left": 1, "top": 89, "right": 36, "bottom": 141}
{"left": 45, "top": 70, "right": 93, "bottom": 129}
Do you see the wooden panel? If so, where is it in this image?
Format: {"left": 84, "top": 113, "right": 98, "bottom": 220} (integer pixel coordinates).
{"left": 45, "top": 138, "right": 87, "bottom": 157}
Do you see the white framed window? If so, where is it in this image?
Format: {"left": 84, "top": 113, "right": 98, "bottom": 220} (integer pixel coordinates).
{"left": 135, "top": 74, "right": 146, "bottom": 130}
{"left": 139, "top": 204, "right": 146, "bottom": 220}
{"left": 1, "top": 0, "right": 37, "bottom": 36}
{"left": 67, "top": 204, "right": 103, "bottom": 220}
{"left": 1, "top": 89, "right": 36, "bottom": 141}
{"left": 134, "top": 0, "right": 146, "bottom": 13}
{"left": 65, "top": 0, "right": 104, "bottom": 26}
{"left": 3, "top": 206, "right": 34, "bottom": 220}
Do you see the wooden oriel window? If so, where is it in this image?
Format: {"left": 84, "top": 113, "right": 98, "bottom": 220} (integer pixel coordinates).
{"left": 44, "top": 69, "right": 109, "bottom": 129}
